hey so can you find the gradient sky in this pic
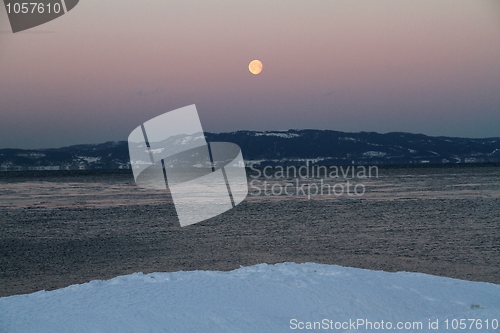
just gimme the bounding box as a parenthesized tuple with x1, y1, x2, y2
(0, 0, 499, 149)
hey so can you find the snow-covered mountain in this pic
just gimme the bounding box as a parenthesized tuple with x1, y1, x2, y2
(1, 130, 499, 170)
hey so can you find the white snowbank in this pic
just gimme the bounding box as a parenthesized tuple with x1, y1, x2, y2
(0, 263, 498, 332)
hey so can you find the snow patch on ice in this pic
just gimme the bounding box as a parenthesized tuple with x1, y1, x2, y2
(0, 263, 498, 333)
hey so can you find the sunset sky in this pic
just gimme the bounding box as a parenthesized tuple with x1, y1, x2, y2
(0, 0, 499, 149)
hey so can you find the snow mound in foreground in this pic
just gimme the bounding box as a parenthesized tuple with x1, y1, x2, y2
(0, 263, 499, 332)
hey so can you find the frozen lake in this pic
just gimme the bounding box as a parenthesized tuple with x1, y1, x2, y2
(0, 164, 499, 296)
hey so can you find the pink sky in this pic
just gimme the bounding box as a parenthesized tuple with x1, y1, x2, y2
(0, 0, 499, 148)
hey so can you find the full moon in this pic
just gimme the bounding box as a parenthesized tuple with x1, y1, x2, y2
(248, 60, 263, 75)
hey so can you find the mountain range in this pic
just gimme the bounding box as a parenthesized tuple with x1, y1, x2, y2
(1, 130, 499, 171)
